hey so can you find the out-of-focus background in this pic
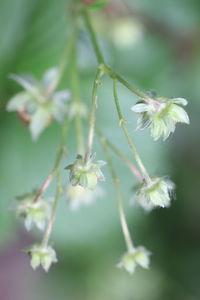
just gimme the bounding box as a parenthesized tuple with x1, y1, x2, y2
(0, 0, 200, 299)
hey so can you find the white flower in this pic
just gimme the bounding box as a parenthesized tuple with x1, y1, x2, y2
(65, 153, 106, 190)
(7, 68, 70, 140)
(131, 97, 190, 141)
(28, 244, 57, 272)
(134, 177, 175, 211)
(66, 184, 103, 211)
(117, 246, 151, 274)
(16, 192, 51, 231)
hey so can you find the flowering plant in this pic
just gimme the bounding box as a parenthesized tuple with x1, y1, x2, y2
(7, 0, 190, 275)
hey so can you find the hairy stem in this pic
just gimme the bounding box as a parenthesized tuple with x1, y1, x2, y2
(113, 79, 150, 182)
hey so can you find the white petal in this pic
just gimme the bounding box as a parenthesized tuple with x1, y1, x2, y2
(29, 108, 51, 141)
(131, 103, 149, 113)
(7, 92, 31, 112)
(171, 97, 188, 106)
(42, 67, 58, 88)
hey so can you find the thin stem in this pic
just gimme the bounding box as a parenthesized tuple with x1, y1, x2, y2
(34, 120, 68, 203)
(113, 79, 151, 182)
(84, 66, 103, 162)
(82, 8, 155, 104)
(71, 17, 84, 154)
(99, 135, 134, 252)
(96, 127, 143, 182)
(41, 174, 62, 247)
(82, 8, 104, 64)
(105, 65, 153, 103)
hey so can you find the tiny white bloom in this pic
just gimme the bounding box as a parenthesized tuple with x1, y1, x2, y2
(131, 97, 189, 141)
(117, 246, 151, 275)
(7, 68, 71, 140)
(28, 244, 57, 272)
(65, 154, 106, 190)
(134, 177, 175, 211)
(16, 192, 51, 231)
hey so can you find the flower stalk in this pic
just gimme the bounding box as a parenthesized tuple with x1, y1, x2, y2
(99, 133, 134, 252)
(113, 79, 150, 182)
(41, 174, 62, 247)
(82, 7, 155, 104)
(70, 17, 84, 154)
(84, 65, 104, 162)
(96, 127, 143, 182)
(34, 120, 68, 203)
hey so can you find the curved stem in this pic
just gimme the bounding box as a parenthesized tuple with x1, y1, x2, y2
(113, 79, 151, 182)
(99, 135, 134, 252)
(34, 120, 68, 203)
(41, 174, 62, 247)
(96, 127, 143, 182)
(104, 65, 153, 103)
(82, 7, 155, 104)
(71, 17, 84, 155)
(82, 8, 104, 65)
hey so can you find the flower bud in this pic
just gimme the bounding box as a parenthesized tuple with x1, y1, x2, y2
(134, 177, 175, 211)
(117, 246, 151, 274)
(28, 244, 57, 272)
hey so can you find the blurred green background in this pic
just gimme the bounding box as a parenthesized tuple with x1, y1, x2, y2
(0, 0, 200, 299)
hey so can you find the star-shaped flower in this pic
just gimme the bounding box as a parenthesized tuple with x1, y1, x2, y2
(65, 153, 106, 190)
(117, 246, 151, 274)
(28, 244, 57, 272)
(7, 68, 70, 140)
(134, 177, 175, 211)
(131, 97, 189, 141)
(16, 192, 51, 231)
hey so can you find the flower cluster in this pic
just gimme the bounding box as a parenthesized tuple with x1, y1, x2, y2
(28, 244, 57, 272)
(118, 246, 151, 274)
(7, 68, 70, 140)
(134, 177, 175, 211)
(16, 192, 51, 231)
(65, 154, 106, 190)
(131, 97, 189, 140)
